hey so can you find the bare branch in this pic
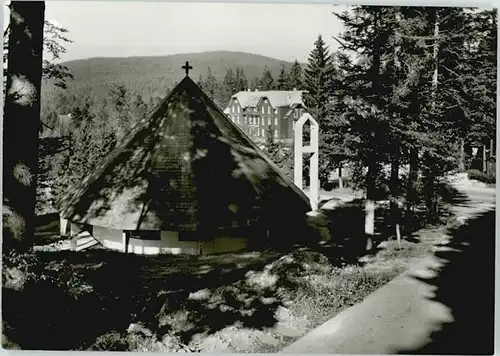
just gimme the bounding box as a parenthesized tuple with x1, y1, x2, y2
(332, 36, 357, 51)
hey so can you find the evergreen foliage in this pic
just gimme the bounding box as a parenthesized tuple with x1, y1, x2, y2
(259, 66, 275, 90)
(331, 6, 497, 232)
(303, 35, 338, 185)
(276, 63, 289, 90)
(287, 60, 304, 90)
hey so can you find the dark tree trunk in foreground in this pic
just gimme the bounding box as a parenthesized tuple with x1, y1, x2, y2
(3, 1, 45, 251)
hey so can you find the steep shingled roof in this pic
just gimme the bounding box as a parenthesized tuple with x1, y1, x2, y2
(59, 77, 311, 234)
(231, 90, 305, 109)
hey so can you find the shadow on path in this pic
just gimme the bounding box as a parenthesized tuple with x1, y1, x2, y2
(398, 209, 495, 355)
(2, 250, 284, 350)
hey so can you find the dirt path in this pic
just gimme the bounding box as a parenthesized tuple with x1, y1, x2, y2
(281, 175, 495, 354)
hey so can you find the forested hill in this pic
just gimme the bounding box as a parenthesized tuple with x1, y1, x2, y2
(63, 51, 297, 85)
(41, 51, 302, 109)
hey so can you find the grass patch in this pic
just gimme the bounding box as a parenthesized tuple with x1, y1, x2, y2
(466, 169, 496, 185)
(2, 247, 399, 352)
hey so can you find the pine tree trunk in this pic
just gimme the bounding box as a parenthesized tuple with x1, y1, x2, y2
(364, 151, 379, 252)
(338, 165, 343, 189)
(364, 198, 375, 251)
(365, 158, 377, 251)
(364, 10, 382, 252)
(458, 138, 465, 171)
(423, 154, 437, 221)
(405, 148, 418, 231)
(431, 9, 439, 110)
(391, 8, 402, 242)
(2, 1, 45, 251)
(483, 144, 487, 172)
(424, 8, 439, 221)
(390, 150, 401, 238)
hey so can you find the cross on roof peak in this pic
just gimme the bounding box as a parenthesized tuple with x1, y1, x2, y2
(182, 61, 193, 77)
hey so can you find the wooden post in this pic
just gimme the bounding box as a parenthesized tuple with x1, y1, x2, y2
(483, 144, 487, 172)
(338, 165, 344, 189)
(458, 139, 465, 172)
(364, 200, 375, 245)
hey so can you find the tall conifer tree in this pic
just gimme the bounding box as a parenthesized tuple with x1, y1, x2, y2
(288, 60, 303, 90)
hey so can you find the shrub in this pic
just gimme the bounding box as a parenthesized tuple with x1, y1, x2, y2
(89, 332, 128, 351)
(467, 169, 496, 185)
(322, 178, 352, 191)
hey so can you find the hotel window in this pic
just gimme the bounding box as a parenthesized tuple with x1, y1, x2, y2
(237, 106, 240, 113)
(262, 106, 265, 114)
(274, 130, 278, 138)
(268, 107, 271, 114)
(257, 117, 260, 125)
(268, 118, 271, 126)
(274, 117, 278, 126)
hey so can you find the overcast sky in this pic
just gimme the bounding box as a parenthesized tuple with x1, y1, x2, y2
(3, 1, 348, 63)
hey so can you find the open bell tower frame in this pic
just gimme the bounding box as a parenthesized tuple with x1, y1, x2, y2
(294, 113, 319, 212)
